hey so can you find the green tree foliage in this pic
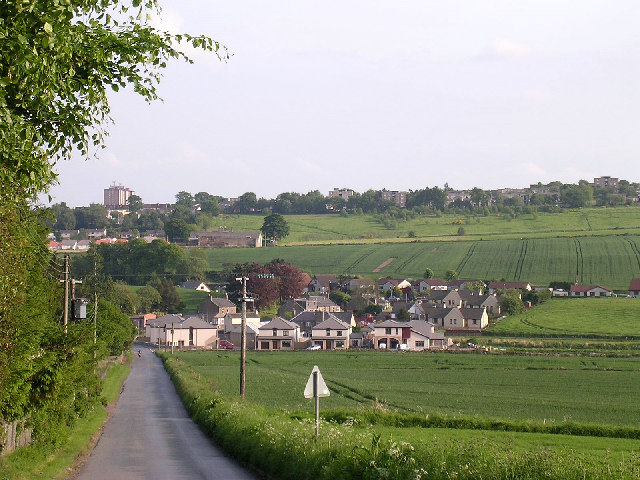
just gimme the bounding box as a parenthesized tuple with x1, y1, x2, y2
(329, 291, 351, 307)
(164, 218, 191, 243)
(364, 304, 383, 316)
(261, 213, 290, 242)
(148, 277, 181, 313)
(445, 270, 459, 281)
(0, 0, 223, 197)
(1, 0, 218, 446)
(423, 268, 434, 279)
(136, 285, 162, 313)
(499, 289, 525, 315)
(175, 191, 194, 208)
(95, 299, 137, 356)
(127, 194, 143, 213)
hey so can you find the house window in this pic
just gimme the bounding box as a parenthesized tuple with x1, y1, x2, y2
(416, 341, 424, 347)
(326, 329, 331, 336)
(282, 341, 291, 348)
(336, 341, 344, 348)
(385, 328, 391, 334)
(273, 329, 278, 336)
(283, 330, 290, 337)
(473, 319, 477, 325)
(337, 331, 342, 337)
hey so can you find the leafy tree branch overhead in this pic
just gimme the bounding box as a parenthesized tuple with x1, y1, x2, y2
(0, 0, 227, 197)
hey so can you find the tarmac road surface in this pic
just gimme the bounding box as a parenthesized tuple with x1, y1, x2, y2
(74, 347, 257, 480)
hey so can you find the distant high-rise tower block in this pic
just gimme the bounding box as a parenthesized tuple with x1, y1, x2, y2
(104, 183, 134, 209)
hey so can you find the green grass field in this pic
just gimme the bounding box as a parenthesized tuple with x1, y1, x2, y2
(199, 235, 640, 290)
(172, 350, 640, 428)
(487, 298, 640, 337)
(208, 207, 640, 244)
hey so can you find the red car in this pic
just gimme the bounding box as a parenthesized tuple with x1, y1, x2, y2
(219, 340, 234, 350)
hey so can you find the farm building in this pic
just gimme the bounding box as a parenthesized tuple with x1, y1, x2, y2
(629, 279, 640, 298)
(190, 229, 262, 248)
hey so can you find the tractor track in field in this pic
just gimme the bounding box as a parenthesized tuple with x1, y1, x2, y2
(395, 245, 427, 273)
(456, 242, 476, 275)
(574, 238, 584, 284)
(513, 239, 528, 281)
(624, 238, 640, 270)
(345, 247, 377, 273)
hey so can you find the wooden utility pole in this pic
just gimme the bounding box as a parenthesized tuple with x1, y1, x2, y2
(63, 254, 70, 334)
(236, 276, 253, 398)
(93, 255, 98, 348)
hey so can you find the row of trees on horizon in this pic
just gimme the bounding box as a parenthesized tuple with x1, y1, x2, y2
(46, 179, 640, 241)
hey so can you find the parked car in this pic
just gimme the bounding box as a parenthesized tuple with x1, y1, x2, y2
(378, 342, 387, 350)
(219, 340, 234, 350)
(306, 344, 321, 350)
(396, 343, 410, 351)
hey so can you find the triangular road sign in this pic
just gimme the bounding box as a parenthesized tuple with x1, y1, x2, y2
(304, 365, 330, 398)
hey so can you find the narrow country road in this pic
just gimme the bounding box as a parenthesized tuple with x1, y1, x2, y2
(74, 347, 257, 480)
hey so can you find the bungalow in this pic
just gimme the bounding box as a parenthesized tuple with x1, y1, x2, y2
(60, 240, 78, 250)
(373, 319, 449, 351)
(629, 279, 640, 298)
(180, 281, 211, 293)
(460, 307, 489, 331)
(311, 316, 351, 350)
(569, 285, 613, 297)
(488, 282, 532, 294)
(257, 317, 301, 351)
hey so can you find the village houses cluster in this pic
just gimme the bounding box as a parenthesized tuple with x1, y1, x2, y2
(136, 275, 640, 353)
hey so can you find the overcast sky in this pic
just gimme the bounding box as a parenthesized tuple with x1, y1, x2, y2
(45, 0, 640, 207)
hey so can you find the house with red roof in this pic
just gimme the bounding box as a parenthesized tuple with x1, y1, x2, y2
(569, 285, 613, 297)
(628, 279, 640, 298)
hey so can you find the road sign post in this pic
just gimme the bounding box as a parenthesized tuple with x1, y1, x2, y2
(304, 365, 330, 438)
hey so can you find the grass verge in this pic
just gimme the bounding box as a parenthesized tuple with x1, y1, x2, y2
(0, 362, 130, 480)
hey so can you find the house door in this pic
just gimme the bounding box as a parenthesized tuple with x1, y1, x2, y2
(325, 340, 331, 350)
(272, 340, 278, 350)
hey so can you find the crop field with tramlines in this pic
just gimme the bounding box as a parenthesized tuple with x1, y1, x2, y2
(199, 235, 640, 290)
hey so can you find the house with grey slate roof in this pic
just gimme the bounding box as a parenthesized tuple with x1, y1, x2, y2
(311, 316, 351, 350)
(257, 317, 301, 350)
